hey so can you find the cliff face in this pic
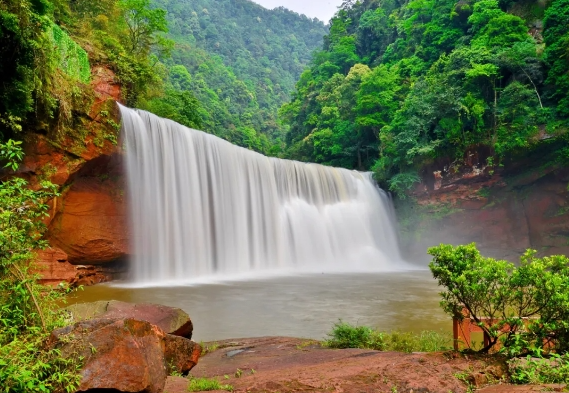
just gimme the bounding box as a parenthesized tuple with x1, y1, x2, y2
(19, 66, 129, 285)
(400, 145, 569, 264)
(47, 161, 127, 265)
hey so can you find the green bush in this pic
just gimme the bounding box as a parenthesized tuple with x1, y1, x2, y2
(325, 321, 451, 353)
(0, 141, 81, 392)
(50, 24, 90, 83)
(325, 321, 386, 350)
(509, 354, 569, 384)
(429, 243, 569, 356)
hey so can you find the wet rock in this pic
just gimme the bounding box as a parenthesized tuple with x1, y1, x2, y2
(73, 265, 116, 287)
(50, 318, 202, 392)
(193, 337, 475, 393)
(405, 162, 569, 263)
(34, 248, 121, 287)
(65, 300, 194, 338)
(542, 384, 567, 392)
(18, 65, 127, 274)
(485, 364, 505, 380)
(90, 65, 121, 119)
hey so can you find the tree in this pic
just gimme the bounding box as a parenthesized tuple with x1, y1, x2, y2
(498, 42, 544, 109)
(281, 0, 567, 193)
(356, 65, 401, 146)
(429, 243, 569, 355)
(143, 89, 203, 129)
(119, 0, 170, 57)
(543, 0, 569, 116)
(0, 0, 53, 137)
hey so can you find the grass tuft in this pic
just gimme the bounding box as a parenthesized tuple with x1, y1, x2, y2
(187, 377, 233, 392)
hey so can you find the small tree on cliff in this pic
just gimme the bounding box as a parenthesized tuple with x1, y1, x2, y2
(0, 140, 80, 392)
(119, 0, 173, 58)
(429, 243, 569, 356)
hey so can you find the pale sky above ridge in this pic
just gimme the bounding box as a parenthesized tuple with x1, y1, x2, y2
(250, 0, 344, 22)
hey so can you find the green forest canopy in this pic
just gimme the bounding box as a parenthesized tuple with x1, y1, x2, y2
(280, 0, 569, 194)
(0, 0, 327, 156)
(0, 0, 175, 141)
(148, 0, 328, 154)
(2, 0, 569, 196)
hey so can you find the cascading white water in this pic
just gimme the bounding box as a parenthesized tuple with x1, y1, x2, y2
(120, 105, 404, 285)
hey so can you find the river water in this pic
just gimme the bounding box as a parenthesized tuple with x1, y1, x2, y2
(67, 270, 449, 342)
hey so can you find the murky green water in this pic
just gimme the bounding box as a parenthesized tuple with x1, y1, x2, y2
(67, 270, 449, 342)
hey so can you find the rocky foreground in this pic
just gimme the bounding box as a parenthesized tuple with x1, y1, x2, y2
(51, 300, 201, 392)
(56, 301, 567, 393)
(171, 337, 564, 393)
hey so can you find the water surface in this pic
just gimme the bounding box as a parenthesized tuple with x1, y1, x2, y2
(68, 270, 448, 342)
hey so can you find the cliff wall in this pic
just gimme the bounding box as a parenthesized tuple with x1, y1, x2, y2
(400, 144, 569, 264)
(18, 66, 129, 286)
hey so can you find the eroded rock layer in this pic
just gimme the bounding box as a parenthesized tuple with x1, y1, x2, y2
(402, 145, 569, 262)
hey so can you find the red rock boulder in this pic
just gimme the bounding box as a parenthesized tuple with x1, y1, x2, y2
(52, 318, 167, 393)
(164, 334, 202, 374)
(50, 318, 202, 392)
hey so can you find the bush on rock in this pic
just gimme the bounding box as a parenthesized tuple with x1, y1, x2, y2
(429, 243, 569, 356)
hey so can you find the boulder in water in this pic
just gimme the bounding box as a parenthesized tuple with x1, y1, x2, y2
(65, 300, 194, 338)
(50, 318, 202, 392)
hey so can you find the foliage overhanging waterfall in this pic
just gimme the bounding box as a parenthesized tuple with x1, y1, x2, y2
(120, 105, 404, 284)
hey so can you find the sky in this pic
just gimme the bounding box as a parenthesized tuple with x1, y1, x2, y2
(250, 0, 344, 22)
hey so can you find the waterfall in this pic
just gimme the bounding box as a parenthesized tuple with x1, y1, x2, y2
(120, 105, 404, 285)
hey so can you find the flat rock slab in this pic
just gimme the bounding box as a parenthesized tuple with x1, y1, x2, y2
(164, 376, 191, 393)
(190, 337, 499, 393)
(65, 300, 193, 338)
(163, 336, 556, 393)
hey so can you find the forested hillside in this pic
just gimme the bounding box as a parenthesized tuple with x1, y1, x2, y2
(0, 0, 176, 143)
(149, 0, 328, 153)
(281, 0, 569, 194)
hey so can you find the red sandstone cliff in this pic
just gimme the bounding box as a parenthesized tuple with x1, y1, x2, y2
(402, 145, 569, 263)
(20, 66, 129, 286)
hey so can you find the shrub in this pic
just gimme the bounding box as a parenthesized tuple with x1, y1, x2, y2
(325, 321, 386, 350)
(509, 354, 569, 384)
(386, 172, 420, 199)
(325, 321, 451, 352)
(429, 243, 569, 356)
(0, 141, 81, 392)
